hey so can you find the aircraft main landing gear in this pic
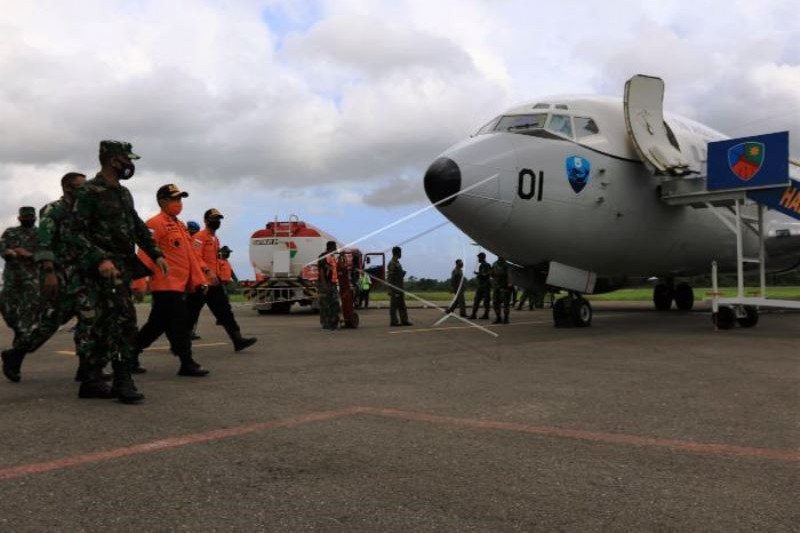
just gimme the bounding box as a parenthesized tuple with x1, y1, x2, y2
(653, 281, 695, 312)
(553, 294, 592, 328)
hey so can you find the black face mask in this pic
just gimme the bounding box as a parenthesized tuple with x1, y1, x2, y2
(116, 162, 136, 180)
(20, 219, 35, 228)
(207, 220, 221, 231)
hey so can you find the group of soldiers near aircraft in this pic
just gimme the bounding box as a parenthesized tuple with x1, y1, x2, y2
(0, 140, 256, 405)
(316, 244, 524, 329)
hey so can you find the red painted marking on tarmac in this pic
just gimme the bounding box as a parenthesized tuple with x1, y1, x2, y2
(354, 407, 800, 463)
(0, 407, 361, 481)
(1, 405, 797, 482)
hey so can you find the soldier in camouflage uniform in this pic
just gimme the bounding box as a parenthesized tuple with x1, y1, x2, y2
(387, 246, 412, 326)
(491, 256, 512, 324)
(470, 252, 491, 320)
(317, 241, 340, 330)
(0, 173, 99, 383)
(0, 207, 40, 382)
(69, 140, 168, 404)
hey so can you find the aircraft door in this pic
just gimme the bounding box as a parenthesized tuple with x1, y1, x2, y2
(624, 75, 691, 176)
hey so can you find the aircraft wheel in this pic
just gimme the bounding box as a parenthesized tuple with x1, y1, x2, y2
(552, 298, 572, 328)
(737, 306, 759, 328)
(571, 298, 592, 327)
(653, 284, 674, 311)
(674, 283, 694, 311)
(714, 306, 736, 330)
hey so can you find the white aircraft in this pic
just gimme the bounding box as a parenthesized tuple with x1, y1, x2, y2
(424, 75, 800, 327)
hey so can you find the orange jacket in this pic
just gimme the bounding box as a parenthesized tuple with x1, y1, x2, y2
(134, 211, 207, 293)
(219, 258, 233, 283)
(192, 228, 220, 282)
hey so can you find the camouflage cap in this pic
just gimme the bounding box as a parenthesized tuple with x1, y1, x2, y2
(219, 246, 232, 254)
(99, 140, 140, 160)
(156, 183, 189, 200)
(19, 206, 36, 217)
(204, 208, 224, 220)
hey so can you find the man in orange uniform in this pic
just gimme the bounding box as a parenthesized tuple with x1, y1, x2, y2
(187, 209, 257, 352)
(132, 185, 210, 376)
(218, 246, 238, 292)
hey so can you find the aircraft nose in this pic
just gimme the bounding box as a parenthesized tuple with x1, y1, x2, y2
(424, 157, 461, 207)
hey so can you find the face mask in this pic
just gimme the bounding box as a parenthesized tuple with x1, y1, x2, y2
(116, 162, 136, 180)
(20, 219, 35, 228)
(164, 203, 183, 217)
(207, 220, 221, 231)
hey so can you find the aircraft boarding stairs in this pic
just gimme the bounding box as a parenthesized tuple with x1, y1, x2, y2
(657, 165, 800, 329)
(623, 74, 799, 328)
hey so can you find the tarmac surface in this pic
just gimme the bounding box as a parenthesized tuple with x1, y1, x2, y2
(0, 300, 797, 531)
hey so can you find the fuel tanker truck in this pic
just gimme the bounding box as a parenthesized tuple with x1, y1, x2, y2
(246, 215, 385, 314)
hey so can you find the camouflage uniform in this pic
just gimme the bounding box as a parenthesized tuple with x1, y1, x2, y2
(491, 258, 511, 323)
(69, 172, 162, 370)
(447, 264, 467, 316)
(0, 221, 40, 344)
(317, 253, 340, 330)
(387, 256, 410, 326)
(471, 260, 491, 319)
(21, 198, 94, 361)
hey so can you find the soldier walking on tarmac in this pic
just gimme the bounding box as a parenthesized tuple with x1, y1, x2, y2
(470, 252, 491, 320)
(317, 241, 340, 330)
(1, 173, 100, 384)
(446, 258, 467, 317)
(0, 207, 40, 381)
(131, 184, 210, 377)
(491, 256, 512, 324)
(70, 140, 169, 403)
(388, 246, 412, 327)
(187, 209, 257, 351)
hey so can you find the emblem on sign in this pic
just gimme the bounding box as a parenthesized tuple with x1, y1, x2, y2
(565, 155, 591, 193)
(728, 142, 764, 181)
(286, 241, 297, 258)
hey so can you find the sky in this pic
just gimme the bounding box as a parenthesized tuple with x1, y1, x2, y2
(1, 0, 798, 279)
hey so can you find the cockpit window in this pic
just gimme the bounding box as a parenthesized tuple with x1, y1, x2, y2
(495, 113, 548, 133)
(547, 114, 573, 138)
(574, 117, 600, 139)
(474, 116, 501, 136)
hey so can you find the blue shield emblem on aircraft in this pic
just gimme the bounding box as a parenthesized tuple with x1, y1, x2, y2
(727, 141, 765, 182)
(565, 155, 591, 193)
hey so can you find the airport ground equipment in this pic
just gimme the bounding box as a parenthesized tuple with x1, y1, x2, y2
(246, 215, 385, 314)
(660, 132, 800, 329)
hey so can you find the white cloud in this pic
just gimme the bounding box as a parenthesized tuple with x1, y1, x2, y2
(0, 0, 797, 278)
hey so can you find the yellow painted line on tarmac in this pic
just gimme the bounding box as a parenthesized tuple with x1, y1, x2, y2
(54, 342, 228, 357)
(388, 319, 551, 334)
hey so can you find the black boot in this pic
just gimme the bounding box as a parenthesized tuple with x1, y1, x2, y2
(503, 311, 510, 324)
(111, 361, 145, 404)
(480, 311, 490, 320)
(492, 315, 502, 324)
(75, 363, 112, 382)
(177, 354, 210, 377)
(1, 349, 23, 383)
(231, 331, 257, 352)
(131, 353, 147, 374)
(78, 366, 114, 399)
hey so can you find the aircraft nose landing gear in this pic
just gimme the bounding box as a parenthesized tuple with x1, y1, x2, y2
(553, 293, 592, 328)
